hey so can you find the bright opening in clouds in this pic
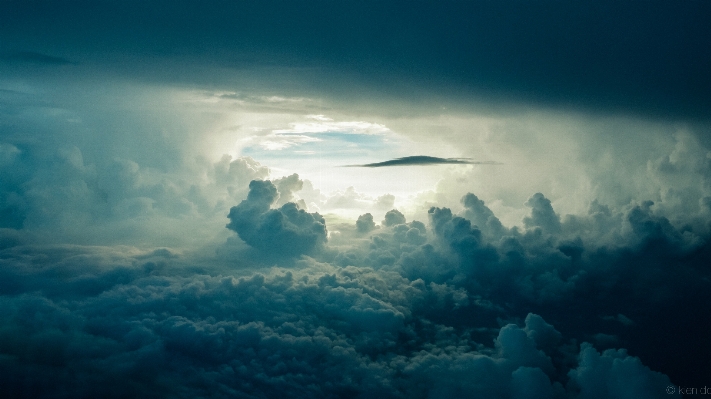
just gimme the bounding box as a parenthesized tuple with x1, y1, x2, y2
(2, 1, 711, 398)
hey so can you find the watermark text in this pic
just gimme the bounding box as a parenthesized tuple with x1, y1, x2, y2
(667, 385, 711, 395)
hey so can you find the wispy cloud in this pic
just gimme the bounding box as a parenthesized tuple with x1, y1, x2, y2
(274, 115, 389, 135)
(344, 156, 501, 167)
(0, 51, 72, 65)
(241, 134, 322, 151)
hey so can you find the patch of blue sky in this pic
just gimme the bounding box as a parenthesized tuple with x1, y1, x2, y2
(241, 131, 402, 163)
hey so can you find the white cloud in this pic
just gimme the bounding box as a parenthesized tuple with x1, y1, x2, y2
(273, 116, 390, 135)
(258, 134, 322, 150)
(237, 132, 323, 152)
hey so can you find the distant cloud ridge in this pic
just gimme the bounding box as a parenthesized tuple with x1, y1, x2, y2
(347, 156, 499, 167)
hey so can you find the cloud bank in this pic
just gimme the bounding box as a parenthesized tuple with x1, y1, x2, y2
(2, 169, 709, 397)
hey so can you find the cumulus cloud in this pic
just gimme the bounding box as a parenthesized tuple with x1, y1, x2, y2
(382, 209, 406, 227)
(461, 192, 507, 239)
(213, 155, 271, 198)
(568, 343, 674, 399)
(226, 179, 327, 257)
(524, 192, 562, 234)
(273, 173, 305, 207)
(356, 213, 376, 233)
(0, 137, 280, 246)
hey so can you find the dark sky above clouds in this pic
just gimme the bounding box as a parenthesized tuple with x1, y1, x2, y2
(2, 1, 711, 398)
(2, 0, 711, 119)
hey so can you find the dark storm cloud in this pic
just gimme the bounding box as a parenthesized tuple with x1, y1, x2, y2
(346, 156, 498, 168)
(2, 0, 709, 118)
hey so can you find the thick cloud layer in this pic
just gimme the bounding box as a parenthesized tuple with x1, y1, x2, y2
(1, 88, 709, 394)
(0, 241, 681, 399)
(3, 175, 708, 397)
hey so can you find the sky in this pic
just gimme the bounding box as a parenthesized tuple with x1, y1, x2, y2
(1, 0, 711, 397)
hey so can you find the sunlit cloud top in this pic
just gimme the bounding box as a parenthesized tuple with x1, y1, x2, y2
(273, 115, 390, 135)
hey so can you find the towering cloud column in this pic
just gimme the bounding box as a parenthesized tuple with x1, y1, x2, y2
(226, 179, 327, 257)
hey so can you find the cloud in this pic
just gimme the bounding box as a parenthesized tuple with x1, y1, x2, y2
(273, 117, 389, 135)
(0, 239, 683, 398)
(213, 155, 271, 199)
(322, 186, 379, 211)
(1, 163, 708, 397)
(272, 173, 305, 207)
(568, 343, 673, 399)
(523, 193, 562, 234)
(382, 209, 406, 227)
(356, 213, 376, 233)
(226, 179, 327, 257)
(345, 156, 500, 167)
(1, 10, 710, 394)
(0, 51, 71, 65)
(254, 134, 322, 151)
(1, 84, 708, 394)
(461, 192, 507, 239)
(6, 0, 708, 117)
